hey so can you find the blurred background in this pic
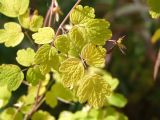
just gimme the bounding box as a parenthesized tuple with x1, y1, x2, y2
(0, 0, 160, 120)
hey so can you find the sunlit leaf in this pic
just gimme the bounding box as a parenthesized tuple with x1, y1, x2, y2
(18, 9, 43, 32)
(32, 110, 55, 120)
(81, 43, 106, 68)
(26, 66, 45, 86)
(34, 44, 59, 74)
(70, 5, 95, 24)
(45, 91, 58, 108)
(32, 27, 55, 44)
(0, 0, 29, 17)
(54, 34, 70, 54)
(59, 58, 85, 88)
(149, 10, 160, 19)
(77, 74, 111, 108)
(0, 85, 11, 108)
(16, 48, 35, 67)
(0, 107, 23, 120)
(0, 22, 24, 47)
(107, 93, 127, 108)
(147, 0, 160, 13)
(51, 82, 73, 101)
(0, 64, 24, 91)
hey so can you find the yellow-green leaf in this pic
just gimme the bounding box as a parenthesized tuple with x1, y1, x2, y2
(69, 27, 88, 53)
(0, 0, 29, 17)
(0, 22, 24, 47)
(34, 44, 59, 74)
(107, 93, 127, 108)
(26, 66, 45, 86)
(59, 58, 85, 88)
(84, 19, 112, 45)
(54, 34, 70, 54)
(16, 48, 36, 67)
(45, 91, 58, 108)
(32, 110, 55, 120)
(0, 64, 24, 91)
(0, 85, 11, 108)
(77, 74, 111, 108)
(32, 27, 55, 44)
(18, 9, 43, 32)
(0, 107, 23, 120)
(151, 28, 160, 43)
(81, 43, 106, 68)
(70, 5, 95, 24)
(149, 10, 160, 19)
(51, 82, 73, 101)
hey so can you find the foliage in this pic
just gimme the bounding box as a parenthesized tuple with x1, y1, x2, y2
(2, 0, 159, 119)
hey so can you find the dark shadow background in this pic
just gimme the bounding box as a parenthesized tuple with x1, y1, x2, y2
(0, 0, 160, 120)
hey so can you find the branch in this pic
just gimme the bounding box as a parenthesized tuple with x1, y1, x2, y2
(154, 49, 160, 80)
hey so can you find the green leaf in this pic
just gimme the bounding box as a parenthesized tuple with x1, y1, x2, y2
(149, 10, 160, 19)
(0, 22, 24, 47)
(59, 58, 85, 88)
(70, 5, 95, 24)
(0, 64, 24, 91)
(32, 27, 55, 44)
(54, 34, 70, 54)
(0, 107, 23, 120)
(69, 27, 87, 52)
(51, 82, 73, 101)
(0, 85, 11, 108)
(16, 48, 36, 67)
(107, 93, 127, 108)
(151, 28, 160, 43)
(77, 74, 111, 108)
(34, 44, 59, 74)
(45, 91, 58, 108)
(32, 110, 55, 120)
(81, 43, 106, 68)
(84, 19, 112, 45)
(18, 9, 43, 32)
(0, 0, 29, 17)
(147, 0, 160, 13)
(26, 66, 45, 86)
(58, 111, 73, 120)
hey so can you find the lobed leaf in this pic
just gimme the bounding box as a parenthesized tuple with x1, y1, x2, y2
(0, 64, 24, 91)
(70, 5, 95, 24)
(26, 66, 45, 86)
(0, 0, 29, 17)
(16, 48, 36, 67)
(81, 43, 106, 68)
(59, 58, 85, 88)
(77, 74, 111, 108)
(32, 27, 55, 44)
(34, 44, 59, 74)
(18, 9, 43, 32)
(54, 34, 70, 54)
(0, 22, 24, 47)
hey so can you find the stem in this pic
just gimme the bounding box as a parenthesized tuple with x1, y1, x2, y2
(54, 0, 81, 39)
(24, 82, 42, 120)
(48, 0, 55, 27)
(154, 49, 160, 80)
(24, 31, 36, 48)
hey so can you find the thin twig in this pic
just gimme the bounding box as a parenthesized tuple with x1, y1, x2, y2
(24, 31, 36, 48)
(53, 0, 81, 40)
(154, 49, 160, 80)
(24, 82, 42, 120)
(48, 0, 55, 27)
